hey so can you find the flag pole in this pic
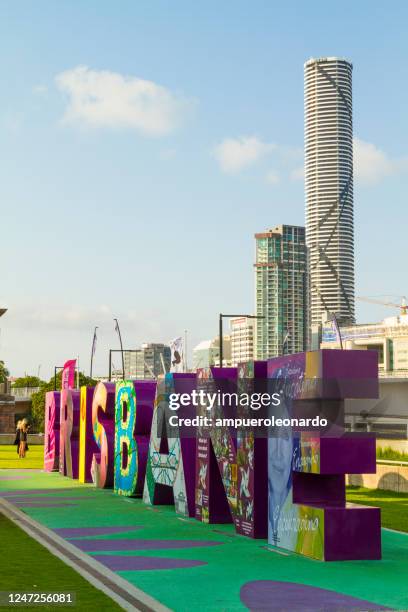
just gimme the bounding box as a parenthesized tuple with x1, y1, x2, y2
(90, 326, 98, 378)
(184, 329, 188, 372)
(114, 319, 125, 380)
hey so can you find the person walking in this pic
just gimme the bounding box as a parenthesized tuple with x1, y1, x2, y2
(19, 419, 30, 458)
(14, 420, 22, 455)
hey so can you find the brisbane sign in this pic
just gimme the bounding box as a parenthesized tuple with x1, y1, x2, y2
(44, 349, 381, 561)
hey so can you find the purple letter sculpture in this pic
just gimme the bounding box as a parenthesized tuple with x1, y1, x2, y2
(267, 349, 381, 561)
(143, 373, 197, 516)
(194, 365, 268, 538)
(44, 391, 60, 472)
(59, 388, 80, 478)
(195, 367, 239, 524)
(114, 380, 155, 496)
(91, 382, 116, 488)
(78, 386, 98, 483)
(236, 361, 268, 538)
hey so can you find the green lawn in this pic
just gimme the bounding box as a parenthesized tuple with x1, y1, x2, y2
(0, 445, 44, 469)
(376, 446, 408, 462)
(347, 486, 408, 532)
(0, 513, 121, 610)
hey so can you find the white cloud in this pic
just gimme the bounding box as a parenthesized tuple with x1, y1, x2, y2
(214, 136, 275, 173)
(287, 140, 408, 185)
(354, 137, 408, 184)
(55, 65, 194, 136)
(265, 170, 280, 185)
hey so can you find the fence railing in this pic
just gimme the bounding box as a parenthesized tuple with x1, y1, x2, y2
(11, 387, 41, 398)
(377, 459, 408, 467)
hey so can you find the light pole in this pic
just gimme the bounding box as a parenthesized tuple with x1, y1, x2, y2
(219, 313, 264, 366)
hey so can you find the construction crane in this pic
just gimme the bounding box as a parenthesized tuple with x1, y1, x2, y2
(357, 296, 408, 316)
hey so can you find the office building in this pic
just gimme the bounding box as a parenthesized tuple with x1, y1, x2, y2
(123, 343, 171, 379)
(255, 225, 307, 359)
(230, 317, 255, 365)
(305, 57, 355, 330)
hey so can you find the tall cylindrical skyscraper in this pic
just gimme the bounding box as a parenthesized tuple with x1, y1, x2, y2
(305, 57, 355, 330)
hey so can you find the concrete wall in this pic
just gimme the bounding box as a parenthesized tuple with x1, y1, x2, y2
(346, 378, 408, 420)
(0, 397, 32, 434)
(0, 398, 18, 433)
(0, 433, 44, 445)
(347, 464, 408, 494)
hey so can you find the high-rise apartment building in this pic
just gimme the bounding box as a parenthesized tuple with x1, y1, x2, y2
(230, 317, 255, 365)
(255, 225, 307, 359)
(305, 57, 355, 330)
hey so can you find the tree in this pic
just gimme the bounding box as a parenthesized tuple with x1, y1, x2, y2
(12, 375, 44, 389)
(31, 372, 98, 432)
(0, 361, 9, 383)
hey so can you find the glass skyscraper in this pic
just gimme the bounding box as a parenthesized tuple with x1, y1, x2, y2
(255, 225, 307, 359)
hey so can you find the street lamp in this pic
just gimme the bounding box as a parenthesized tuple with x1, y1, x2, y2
(219, 313, 264, 366)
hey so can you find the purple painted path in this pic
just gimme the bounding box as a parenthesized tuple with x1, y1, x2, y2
(71, 538, 224, 551)
(93, 555, 207, 571)
(240, 581, 392, 611)
(0, 488, 78, 497)
(10, 496, 88, 502)
(13, 502, 77, 508)
(54, 526, 142, 537)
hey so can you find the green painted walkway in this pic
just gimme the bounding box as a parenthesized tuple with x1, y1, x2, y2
(1, 470, 407, 611)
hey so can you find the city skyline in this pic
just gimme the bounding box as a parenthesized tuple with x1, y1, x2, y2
(1, 1, 408, 377)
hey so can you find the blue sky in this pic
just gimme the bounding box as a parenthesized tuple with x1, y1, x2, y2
(1, 0, 408, 378)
